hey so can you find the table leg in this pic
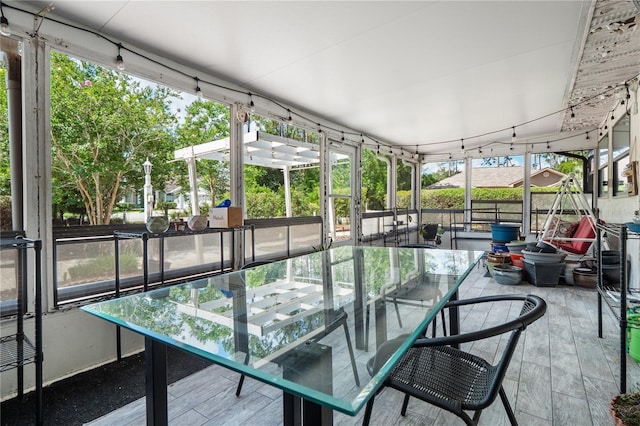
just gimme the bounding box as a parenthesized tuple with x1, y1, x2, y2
(283, 393, 332, 426)
(280, 341, 333, 425)
(145, 338, 168, 426)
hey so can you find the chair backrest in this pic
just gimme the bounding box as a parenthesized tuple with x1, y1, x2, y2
(439, 294, 546, 407)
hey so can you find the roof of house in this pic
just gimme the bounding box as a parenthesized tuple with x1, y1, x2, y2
(427, 167, 565, 189)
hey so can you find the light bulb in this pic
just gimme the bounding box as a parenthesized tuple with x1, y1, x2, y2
(116, 54, 125, 71)
(0, 16, 10, 36)
(194, 78, 203, 97)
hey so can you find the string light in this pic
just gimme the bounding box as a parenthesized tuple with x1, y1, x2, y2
(287, 109, 292, 122)
(4, 2, 635, 155)
(0, 1, 10, 36)
(194, 77, 203, 97)
(115, 43, 125, 71)
(622, 83, 629, 105)
(570, 107, 575, 118)
(249, 93, 255, 112)
(586, 131, 590, 140)
(341, 132, 345, 142)
(377, 145, 380, 155)
(511, 126, 516, 142)
(546, 141, 550, 150)
(509, 143, 513, 151)
(611, 111, 615, 120)
(599, 128, 603, 137)
(460, 139, 464, 151)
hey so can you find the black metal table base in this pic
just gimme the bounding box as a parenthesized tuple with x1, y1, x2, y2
(145, 338, 168, 426)
(283, 392, 333, 426)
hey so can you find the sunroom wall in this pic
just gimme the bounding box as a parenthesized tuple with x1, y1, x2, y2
(596, 90, 640, 288)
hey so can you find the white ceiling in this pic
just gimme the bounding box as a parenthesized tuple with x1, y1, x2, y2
(11, 1, 640, 156)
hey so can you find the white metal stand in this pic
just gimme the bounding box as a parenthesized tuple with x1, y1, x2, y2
(538, 173, 598, 252)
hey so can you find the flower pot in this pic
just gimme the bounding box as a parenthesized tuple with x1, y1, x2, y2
(492, 264, 522, 285)
(610, 393, 640, 426)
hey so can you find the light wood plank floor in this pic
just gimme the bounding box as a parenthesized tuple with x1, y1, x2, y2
(88, 265, 640, 426)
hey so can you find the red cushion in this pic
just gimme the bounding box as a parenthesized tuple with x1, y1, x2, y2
(570, 216, 595, 254)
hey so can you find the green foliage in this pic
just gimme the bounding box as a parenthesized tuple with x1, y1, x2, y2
(397, 190, 411, 209)
(421, 188, 465, 209)
(173, 99, 231, 206)
(246, 192, 285, 218)
(50, 52, 179, 225)
(362, 150, 388, 210)
(471, 187, 523, 200)
(0, 196, 11, 230)
(420, 187, 527, 209)
(156, 200, 176, 210)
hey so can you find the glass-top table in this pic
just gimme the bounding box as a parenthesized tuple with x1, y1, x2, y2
(82, 246, 483, 425)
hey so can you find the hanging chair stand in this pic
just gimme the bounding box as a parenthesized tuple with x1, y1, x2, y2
(538, 173, 598, 255)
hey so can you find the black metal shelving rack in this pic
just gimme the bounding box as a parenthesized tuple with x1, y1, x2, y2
(0, 234, 43, 425)
(596, 222, 639, 393)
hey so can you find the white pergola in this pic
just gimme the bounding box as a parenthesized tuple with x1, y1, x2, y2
(174, 130, 347, 217)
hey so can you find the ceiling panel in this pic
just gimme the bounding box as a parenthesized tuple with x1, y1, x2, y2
(12, 0, 638, 156)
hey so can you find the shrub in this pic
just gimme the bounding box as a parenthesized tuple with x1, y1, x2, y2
(0, 196, 11, 230)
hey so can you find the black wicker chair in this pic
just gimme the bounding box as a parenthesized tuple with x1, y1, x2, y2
(362, 294, 547, 426)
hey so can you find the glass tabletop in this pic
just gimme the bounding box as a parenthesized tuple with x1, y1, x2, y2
(81, 246, 482, 416)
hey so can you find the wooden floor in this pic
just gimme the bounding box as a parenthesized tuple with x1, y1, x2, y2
(88, 265, 639, 426)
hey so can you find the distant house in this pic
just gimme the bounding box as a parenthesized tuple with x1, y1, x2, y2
(427, 167, 566, 189)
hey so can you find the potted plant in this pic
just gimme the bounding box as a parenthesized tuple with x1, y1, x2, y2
(611, 391, 640, 425)
(419, 223, 443, 245)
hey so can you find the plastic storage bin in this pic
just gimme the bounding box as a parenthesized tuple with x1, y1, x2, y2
(523, 259, 564, 287)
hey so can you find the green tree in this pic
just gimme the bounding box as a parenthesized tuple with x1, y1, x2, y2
(174, 99, 231, 208)
(50, 52, 179, 224)
(362, 149, 388, 210)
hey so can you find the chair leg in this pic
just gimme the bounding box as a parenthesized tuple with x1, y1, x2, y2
(400, 393, 410, 416)
(362, 395, 375, 426)
(472, 409, 483, 424)
(365, 304, 370, 349)
(235, 374, 245, 397)
(235, 352, 251, 397)
(394, 299, 403, 327)
(342, 320, 361, 386)
(499, 386, 518, 425)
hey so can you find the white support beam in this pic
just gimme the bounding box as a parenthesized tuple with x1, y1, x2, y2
(283, 166, 292, 218)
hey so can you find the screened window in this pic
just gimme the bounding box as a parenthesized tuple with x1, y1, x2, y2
(612, 115, 630, 197)
(598, 135, 609, 198)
